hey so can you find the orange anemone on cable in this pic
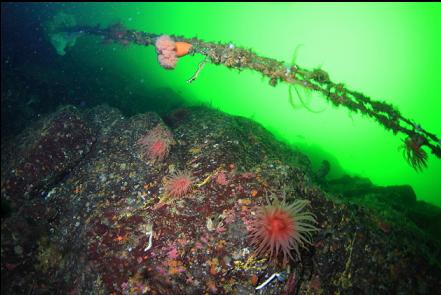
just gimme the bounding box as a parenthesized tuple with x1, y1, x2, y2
(175, 41, 192, 57)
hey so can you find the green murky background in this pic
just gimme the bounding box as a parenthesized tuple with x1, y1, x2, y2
(17, 3, 441, 205)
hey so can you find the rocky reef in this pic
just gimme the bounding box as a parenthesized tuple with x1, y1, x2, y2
(1, 104, 440, 294)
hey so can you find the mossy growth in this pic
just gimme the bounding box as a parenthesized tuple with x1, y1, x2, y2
(36, 236, 65, 273)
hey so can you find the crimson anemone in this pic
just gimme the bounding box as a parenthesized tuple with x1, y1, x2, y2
(249, 195, 317, 266)
(163, 170, 194, 198)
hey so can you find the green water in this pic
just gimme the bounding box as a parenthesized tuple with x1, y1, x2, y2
(42, 3, 441, 206)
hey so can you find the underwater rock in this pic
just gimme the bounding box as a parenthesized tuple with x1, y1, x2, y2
(315, 159, 330, 183)
(1, 105, 95, 207)
(325, 176, 441, 243)
(1, 105, 440, 294)
(325, 174, 374, 196)
(407, 200, 441, 241)
(326, 175, 418, 206)
(172, 106, 313, 174)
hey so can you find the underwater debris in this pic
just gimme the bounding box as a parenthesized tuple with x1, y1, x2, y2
(287, 45, 327, 113)
(44, 12, 82, 56)
(47, 21, 441, 168)
(144, 223, 154, 251)
(255, 272, 288, 290)
(187, 58, 208, 83)
(288, 82, 327, 113)
(107, 22, 130, 46)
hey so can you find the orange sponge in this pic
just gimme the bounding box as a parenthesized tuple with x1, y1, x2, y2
(175, 41, 192, 57)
